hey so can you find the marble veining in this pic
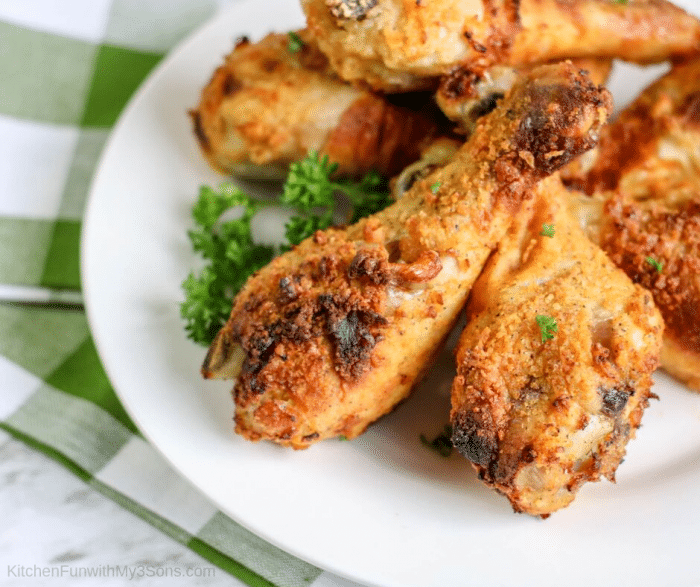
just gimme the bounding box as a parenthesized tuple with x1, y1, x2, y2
(0, 432, 244, 587)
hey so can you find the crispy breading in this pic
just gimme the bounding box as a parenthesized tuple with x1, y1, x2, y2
(599, 195, 700, 391)
(562, 59, 700, 196)
(451, 176, 663, 516)
(435, 58, 613, 135)
(203, 62, 612, 448)
(302, 0, 700, 92)
(190, 30, 439, 178)
(564, 59, 700, 390)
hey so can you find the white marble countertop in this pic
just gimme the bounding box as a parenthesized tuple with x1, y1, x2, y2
(0, 430, 360, 587)
(0, 430, 242, 587)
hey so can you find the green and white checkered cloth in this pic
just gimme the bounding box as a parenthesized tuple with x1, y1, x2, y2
(0, 3, 356, 586)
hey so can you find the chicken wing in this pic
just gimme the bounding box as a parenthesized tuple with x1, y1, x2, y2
(302, 0, 700, 92)
(451, 175, 663, 517)
(564, 59, 700, 390)
(203, 62, 611, 448)
(191, 30, 440, 179)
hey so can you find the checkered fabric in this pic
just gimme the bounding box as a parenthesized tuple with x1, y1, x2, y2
(0, 3, 357, 586)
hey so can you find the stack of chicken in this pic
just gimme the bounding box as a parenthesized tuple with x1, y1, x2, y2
(191, 0, 700, 517)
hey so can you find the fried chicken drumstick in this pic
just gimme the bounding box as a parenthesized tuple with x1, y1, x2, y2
(302, 0, 700, 92)
(190, 30, 440, 179)
(451, 176, 663, 516)
(564, 59, 700, 390)
(202, 62, 611, 448)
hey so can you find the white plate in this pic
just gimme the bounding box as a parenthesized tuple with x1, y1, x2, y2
(82, 1, 700, 586)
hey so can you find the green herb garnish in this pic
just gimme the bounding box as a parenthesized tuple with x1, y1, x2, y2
(535, 315, 558, 342)
(540, 223, 555, 238)
(181, 151, 390, 345)
(645, 256, 663, 273)
(430, 181, 441, 194)
(181, 185, 274, 345)
(281, 151, 390, 238)
(287, 31, 304, 53)
(420, 425, 453, 457)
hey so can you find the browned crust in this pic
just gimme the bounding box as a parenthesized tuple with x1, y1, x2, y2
(230, 233, 389, 393)
(600, 196, 700, 356)
(487, 66, 612, 210)
(511, 77, 610, 175)
(563, 59, 700, 194)
(435, 58, 612, 135)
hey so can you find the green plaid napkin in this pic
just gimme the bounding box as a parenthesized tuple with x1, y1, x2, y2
(0, 2, 355, 586)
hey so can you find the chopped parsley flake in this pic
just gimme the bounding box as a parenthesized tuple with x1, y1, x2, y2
(430, 181, 441, 194)
(536, 314, 558, 342)
(645, 256, 663, 273)
(540, 223, 555, 238)
(287, 31, 304, 53)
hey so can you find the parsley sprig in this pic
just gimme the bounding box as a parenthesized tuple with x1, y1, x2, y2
(281, 152, 390, 244)
(181, 185, 274, 344)
(181, 152, 390, 345)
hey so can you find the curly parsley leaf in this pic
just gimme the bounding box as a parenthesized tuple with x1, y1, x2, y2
(181, 184, 275, 345)
(281, 151, 339, 210)
(182, 152, 391, 345)
(345, 170, 392, 222)
(281, 152, 390, 243)
(284, 213, 333, 247)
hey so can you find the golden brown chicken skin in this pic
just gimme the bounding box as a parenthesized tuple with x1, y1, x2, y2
(190, 30, 440, 179)
(436, 58, 613, 135)
(564, 59, 700, 390)
(451, 176, 663, 517)
(562, 59, 700, 196)
(203, 62, 612, 448)
(597, 194, 700, 391)
(302, 0, 700, 92)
